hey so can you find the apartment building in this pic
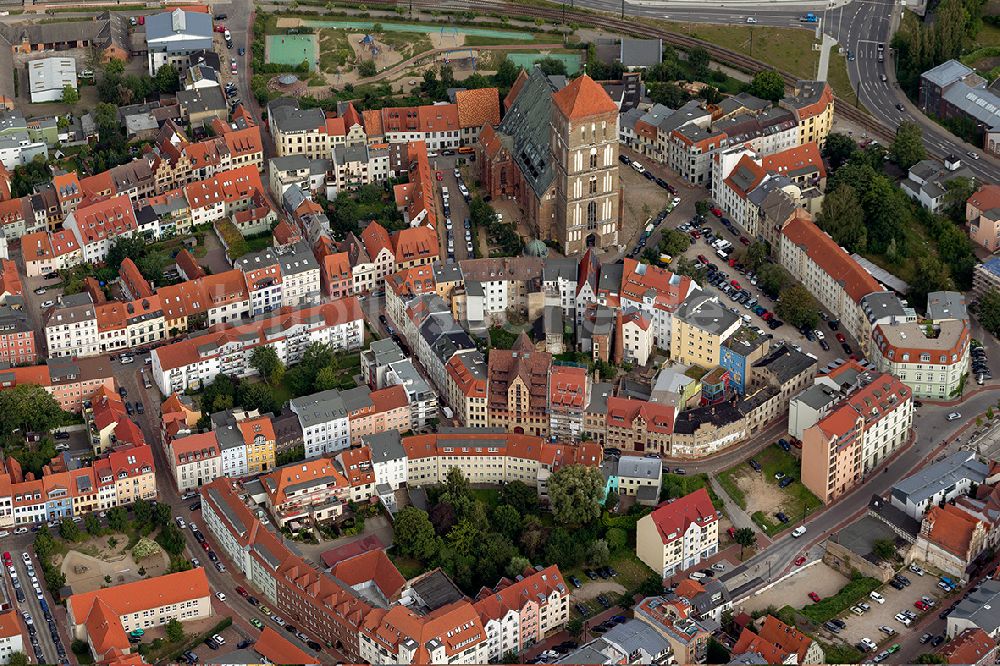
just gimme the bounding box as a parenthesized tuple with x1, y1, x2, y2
(779, 81, 835, 147)
(548, 365, 590, 441)
(0, 611, 23, 666)
(604, 397, 676, 455)
(669, 294, 741, 367)
(150, 298, 364, 394)
(21, 228, 82, 277)
(169, 431, 221, 492)
(967, 184, 1000, 252)
(801, 371, 913, 504)
(445, 350, 489, 430)
(486, 334, 552, 438)
(290, 389, 350, 458)
(779, 213, 881, 345)
(636, 488, 719, 577)
(184, 164, 267, 228)
(260, 457, 350, 528)
(44, 292, 99, 359)
(66, 568, 212, 660)
(618, 258, 698, 349)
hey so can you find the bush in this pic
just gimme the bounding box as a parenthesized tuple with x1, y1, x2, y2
(801, 573, 880, 623)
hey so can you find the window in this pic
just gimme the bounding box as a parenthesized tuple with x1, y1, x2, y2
(587, 201, 597, 229)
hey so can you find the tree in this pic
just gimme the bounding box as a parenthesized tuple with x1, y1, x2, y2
(914, 655, 947, 664)
(394, 507, 438, 560)
(60, 517, 82, 542)
(249, 345, 284, 385)
(707, 638, 731, 664)
(492, 504, 522, 538)
(649, 82, 689, 108)
(586, 539, 610, 566)
(908, 255, 953, 306)
(133, 499, 152, 526)
(536, 56, 567, 76)
(154, 64, 180, 94)
(236, 382, 278, 414)
(107, 507, 127, 533)
(817, 184, 867, 253)
(688, 47, 710, 75)
(61, 85, 79, 105)
(734, 527, 756, 559)
(873, 538, 896, 562)
(358, 59, 377, 77)
(547, 465, 604, 525)
(978, 288, 1000, 337)
(499, 480, 537, 514)
(429, 501, 457, 536)
(606, 527, 628, 552)
(106, 235, 147, 272)
(494, 57, 520, 87)
(85, 513, 101, 535)
(506, 555, 531, 578)
(313, 366, 339, 391)
(700, 85, 723, 104)
(746, 241, 769, 270)
(0, 384, 66, 436)
(695, 200, 711, 217)
(166, 618, 184, 643)
(155, 524, 186, 556)
(890, 121, 927, 170)
(943, 176, 977, 223)
(132, 537, 162, 561)
(776, 284, 819, 329)
(748, 70, 785, 102)
(822, 132, 857, 170)
(659, 229, 691, 257)
(6, 653, 27, 666)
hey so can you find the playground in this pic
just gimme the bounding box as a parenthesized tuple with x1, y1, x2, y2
(57, 534, 170, 594)
(265, 33, 319, 71)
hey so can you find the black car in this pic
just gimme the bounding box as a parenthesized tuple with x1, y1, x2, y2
(831, 618, 847, 629)
(237, 640, 252, 650)
(778, 438, 791, 451)
(119, 386, 127, 398)
(820, 339, 830, 351)
(896, 103, 905, 111)
(889, 579, 905, 590)
(775, 512, 789, 523)
(779, 476, 794, 488)
(247, 596, 259, 606)
(54, 431, 70, 440)
(895, 574, 911, 586)
(823, 621, 841, 634)
(208, 550, 218, 562)
(569, 576, 582, 588)
(214, 12, 227, 19)
(585, 569, 598, 580)
(828, 319, 840, 330)
(136, 402, 144, 415)
(596, 594, 611, 608)
(205, 638, 219, 650)
(284, 625, 297, 633)
(306, 640, 322, 652)
(842, 342, 853, 354)
(748, 459, 762, 472)
(931, 635, 945, 646)
(575, 603, 589, 615)
(190, 502, 201, 512)
(597, 568, 610, 579)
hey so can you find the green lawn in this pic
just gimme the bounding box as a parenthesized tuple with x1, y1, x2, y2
(976, 22, 1000, 48)
(464, 34, 544, 46)
(660, 473, 723, 508)
(565, 551, 656, 618)
(319, 29, 353, 71)
(716, 468, 747, 510)
(826, 53, 855, 104)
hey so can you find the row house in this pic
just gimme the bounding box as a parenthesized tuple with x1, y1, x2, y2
(210, 409, 276, 478)
(44, 292, 99, 358)
(0, 442, 155, 529)
(313, 238, 353, 301)
(151, 119, 264, 192)
(169, 431, 221, 492)
(472, 566, 569, 662)
(393, 141, 436, 228)
(94, 296, 166, 354)
(636, 488, 719, 577)
(268, 154, 332, 200)
(618, 258, 698, 348)
(361, 337, 438, 429)
(149, 297, 364, 394)
(0, 196, 44, 241)
(445, 349, 489, 429)
(63, 194, 138, 264)
(452, 257, 544, 333)
(486, 334, 552, 438)
(548, 365, 590, 441)
(20, 228, 86, 280)
(184, 164, 267, 228)
(604, 396, 676, 455)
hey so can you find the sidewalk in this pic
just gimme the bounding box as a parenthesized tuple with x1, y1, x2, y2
(710, 476, 763, 539)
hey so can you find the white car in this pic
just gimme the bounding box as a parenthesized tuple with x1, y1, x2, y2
(947, 412, 962, 421)
(689, 571, 706, 580)
(212, 634, 226, 645)
(746, 16, 758, 22)
(968, 151, 980, 160)
(814, 330, 825, 340)
(894, 613, 912, 626)
(13, 527, 27, 535)
(791, 526, 807, 538)
(216, 592, 227, 602)
(40, 300, 54, 308)
(861, 638, 878, 651)
(869, 591, 885, 604)
(0, 531, 8, 538)
(21, 553, 30, 565)
(120, 356, 134, 365)
(909, 564, 925, 576)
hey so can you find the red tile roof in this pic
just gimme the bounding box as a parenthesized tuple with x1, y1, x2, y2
(647, 488, 717, 545)
(551, 74, 618, 120)
(473, 565, 567, 622)
(455, 88, 501, 129)
(71, 195, 138, 246)
(942, 628, 997, 665)
(331, 549, 406, 600)
(361, 221, 392, 260)
(732, 627, 790, 664)
(924, 504, 985, 558)
(761, 142, 826, 180)
(392, 225, 439, 263)
(758, 614, 815, 662)
(969, 184, 1000, 214)
(0, 609, 22, 640)
(549, 365, 588, 409)
(254, 627, 319, 666)
(781, 214, 881, 303)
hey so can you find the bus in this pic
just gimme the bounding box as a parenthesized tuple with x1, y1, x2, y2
(457, 146, 475, 154)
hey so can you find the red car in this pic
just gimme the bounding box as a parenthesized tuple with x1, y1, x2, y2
(727, 527, 736, 539)
(762, 312, 773, 321)
(697, 254, 708, 264)
(1, 552, 10, 566)
(710, 207, 723, 217)
(739, 236, 751, 246)
(728, 257, 737, 267)
(731, 280, 741, 290)
(835, 333, 846, 344)
(689, 230, 701, 239)
(794, 556, 807, 566)
(435, 172, 443, 181)
(201, 541, 211, 551)
(808, 592, 821, 602)
(214, 24, 227, 33)
(915, 600, 929, 611)
(236, 586, 249, 597)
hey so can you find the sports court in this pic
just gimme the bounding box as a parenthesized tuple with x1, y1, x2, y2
(507, 53, 582, 74)
(265, 34, 319, 71)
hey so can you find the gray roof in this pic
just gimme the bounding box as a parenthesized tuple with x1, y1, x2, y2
(432, 260, 463, 284)
(922, 59, 975, 89)
(269, 99, 326, 134)
(926, 291, 967, 322)
(279, 241, 319, 276)
(542, 256, 578, 283)
(290, 389, 347, 428)
(333, 142, 369, 164)
(747, 174, 793, 207)
(728, 653, 770, 664)
(601, 619, 670, 659)
(891, 451, 987, 505)
(616, 455, 662, 480)
(861, 291, 909, 324)
(723, 326, 769, 357)
(620, 107, 644, 132)
(675, 294, 741, 336)
(619, 38, 662, 67)
(674, 401, 742, 434)
(408, 569, 465, 611)
(340, 385, 373, 413)
(177, 86, 226, 114)
(941, 78, 1000, 129)
(496, 67, 558, 199)
(752, 343, 816, 384)
(367, 338, 406, 366)
(793, 383, 844, 411)
(948, 578, 1000, 634)
(145, 9, 213, 53)
(208, 486, 248, 537)
(587, 382, 614, 415)
(270, 154, 313, 172)
(363, 431, 405, 462)
(557, 641, 621, 665)
(210, 411, 248, 452)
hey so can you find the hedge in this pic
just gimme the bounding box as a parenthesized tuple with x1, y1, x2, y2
(801, 573, 880, 624)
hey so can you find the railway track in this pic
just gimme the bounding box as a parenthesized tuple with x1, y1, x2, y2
(326, 0, 893, 141)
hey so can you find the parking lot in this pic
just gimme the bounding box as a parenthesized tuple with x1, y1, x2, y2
(3, 549, 67, 664)
(671, 211, 860, 369)
(833, 569, 946, 650)
(740, 561, 848, 615)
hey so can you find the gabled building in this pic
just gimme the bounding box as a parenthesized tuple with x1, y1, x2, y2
(636, 488, 718, 577)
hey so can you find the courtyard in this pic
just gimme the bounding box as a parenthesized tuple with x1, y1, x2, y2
(58, 532, 170, 594)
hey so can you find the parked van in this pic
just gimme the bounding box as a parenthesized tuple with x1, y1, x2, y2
(631, 161, 646, 174)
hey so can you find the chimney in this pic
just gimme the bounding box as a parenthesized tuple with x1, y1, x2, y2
(613, 310, 624, 365)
